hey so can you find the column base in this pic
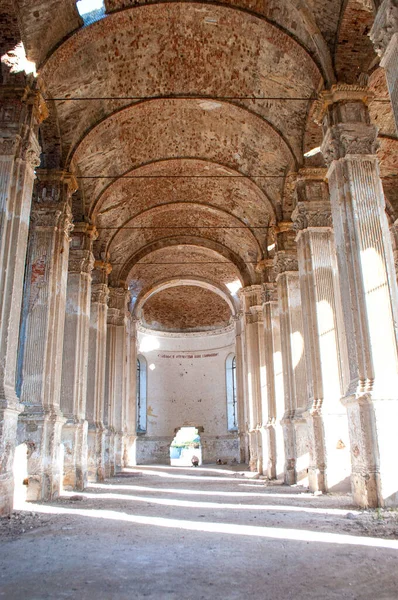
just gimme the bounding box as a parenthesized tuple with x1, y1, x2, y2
(87, 423, 106, 483)
(282, 416, 297, 485)
(263, 423, 277, 480)
(104, 428, 116, 477)
(114, 431, 124, 473)
(123, 434, 137, 467)
(17, 408, 66, 501)
(62, 419, 88, 491)
(0, 400, 22, 516)
(346, 394, 398, 508)
(248, 430, 260, 471)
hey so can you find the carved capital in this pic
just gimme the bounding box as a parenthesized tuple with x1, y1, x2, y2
(273, 251, 298, 275)
(68, 249, 95, 275)
(321, 123, 379, 165)
(35, 169, 78, 203)
(91, 283, 109, 305)
(262, 282, 278, 303)
(108, 286, 130, 313)
(370, 0, 398, 58)
(92, 260, 113, 285)
(238, 285, 263, 309)
(70, 222, 98, 253)
(292, 201, 332, 231)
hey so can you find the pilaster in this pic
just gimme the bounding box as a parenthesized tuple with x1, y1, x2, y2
(60, 222, 96, 490)
(86, 261, 111, 482)
(292, 168, 351, 493)
(239, 285, 263, 472)
(370, 0, 398, 133)
(17, 170, 76, 500)
(320, 84, 398, 507)
(274, 224, 309, 485)
(0, 85, 43, 514)
(105, 286, 130, 475)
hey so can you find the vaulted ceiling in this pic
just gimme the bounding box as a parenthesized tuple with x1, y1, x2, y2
(1, 0, 396, 331)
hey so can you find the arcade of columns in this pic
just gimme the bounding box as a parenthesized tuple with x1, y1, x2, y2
(1, 0, 398, 515)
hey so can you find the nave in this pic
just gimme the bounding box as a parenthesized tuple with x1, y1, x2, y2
(2, 465, 398, 599)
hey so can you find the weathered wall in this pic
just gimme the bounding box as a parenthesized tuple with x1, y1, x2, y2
(135, 326, 239, 464)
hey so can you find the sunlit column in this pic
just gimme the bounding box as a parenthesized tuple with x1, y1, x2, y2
(262, 282, 279, 479)
(321, 84, 398, 507)
(371, 0, 398, 134)
(86, 261, 111, 482)
(105, 286, 130, 474)
(275, 226, 309, 485)
(0, 87, 42, 515)
(293, 168, 351, 493)
(18, 170, 75, 500)
(60, 223, 96, 490)
(124, 315, 138, 467)
(233, 314, 247, 463)
(238, 286, 263, 472)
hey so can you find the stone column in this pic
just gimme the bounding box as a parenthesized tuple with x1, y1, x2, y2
(60, 223, 96, 490)
(0, 87, 42, 515)
(105, 286, 129, 475)
(123, 315, 138, 467)
(275, 225, 310, 485)
(239, 286, 263, 472)
(261, 282, 277, 479)
(17, 170, 75, 501)
(370, 0, 398, 134)
(292, 168, 351, 493)
(86, 261, 111, 482)
(234, 314, 247, 463)
(320, 84, 398, 507)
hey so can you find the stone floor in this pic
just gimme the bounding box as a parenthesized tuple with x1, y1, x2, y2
(1, 465, 398, 599)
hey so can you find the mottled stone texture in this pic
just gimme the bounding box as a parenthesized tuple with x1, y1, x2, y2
(371, 0, 398, 133)
(275, 227, 310, 486)
(86, 262, 110, 482)
(0, 84, 40, 515)
(321, 85, 398, 507)
(293, 169, 351, 493)
(17, 170, 75, 501)
(60, 223, 96, 491)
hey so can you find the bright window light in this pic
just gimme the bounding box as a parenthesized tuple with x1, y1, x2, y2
(77, 0, 104, 15)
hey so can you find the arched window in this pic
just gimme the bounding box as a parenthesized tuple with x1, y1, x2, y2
(226, 354, 238, 431)
(136, 355, 147, 434)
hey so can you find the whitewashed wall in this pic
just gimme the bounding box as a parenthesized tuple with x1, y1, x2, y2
(135, 326, 240, 464)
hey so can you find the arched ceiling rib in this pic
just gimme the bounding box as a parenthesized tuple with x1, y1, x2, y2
(128, 245, 243, 306)
(39, 3, 323, 166)
(139, 283, 233, 332)
(70, 98, 296, 215)
(118, 236, 254, 287)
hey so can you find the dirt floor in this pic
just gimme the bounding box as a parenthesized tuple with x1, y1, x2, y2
(1, 465, 398, 599)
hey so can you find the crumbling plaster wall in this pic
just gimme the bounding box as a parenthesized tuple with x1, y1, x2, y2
(135, 327, 239, 464)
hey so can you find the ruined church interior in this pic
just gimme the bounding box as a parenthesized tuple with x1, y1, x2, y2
(1, 0, 398, 597)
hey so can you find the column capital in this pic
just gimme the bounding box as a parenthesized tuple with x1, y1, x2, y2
(35, 169, 78, 198)
(262, 282, 278, 303)
(30, 201, 73, 237)
(317, 86, 378, 166)
(91, 283, 109, 305)
(92, 260, 112, 285)
(108, 286, 131, 314)
(370, 0, 398, 59)
(273, 251, 299, 275)
(68, 249, 95, 275)
(292, 201, 332, 232)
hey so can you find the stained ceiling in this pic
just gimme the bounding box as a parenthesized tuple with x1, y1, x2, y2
(1, 0, 396, 331)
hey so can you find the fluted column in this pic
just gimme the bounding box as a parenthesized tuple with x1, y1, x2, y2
(124, 315, 138, 466)
(105, 286, 129, 475)
(86, 261, 111, 482)
(239, 286, 263, 471)
(60, 223, 96, 490)
(292, 168, 351, 493)
(234, 314, 247, 463)
(0, 86, 43, 514)
(371, 0, 398, 134)
(275, 226, 309, 485)
(17, 170, 75, 500)
(320, 84, 398, 507)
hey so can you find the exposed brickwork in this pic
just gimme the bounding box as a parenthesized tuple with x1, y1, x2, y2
(142, 285, 231, 331)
